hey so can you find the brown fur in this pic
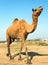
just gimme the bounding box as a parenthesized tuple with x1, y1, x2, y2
(6, 6, 43, 64)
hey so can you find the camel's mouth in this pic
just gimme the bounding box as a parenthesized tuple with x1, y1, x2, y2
(41, 8, 43, 10)
(39, 6, 43, 10)
(38, 7, 43, 16)
(40, 7, 43, 12)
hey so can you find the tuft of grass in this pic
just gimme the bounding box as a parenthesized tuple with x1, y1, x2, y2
(38, 42, 48, 46)
(0, 41, 6, 43)
(27, 40, 48, 46)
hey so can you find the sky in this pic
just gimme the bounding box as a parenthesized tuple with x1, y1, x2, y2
(0, 0, 48, 41)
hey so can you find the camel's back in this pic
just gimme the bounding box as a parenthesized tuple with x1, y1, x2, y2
(6, 19, 28, 38)
(7, 19, 28, 32)
(12, 19, 27, 30)
(12, 18, 19, 24)
(19, 20, 28, 29)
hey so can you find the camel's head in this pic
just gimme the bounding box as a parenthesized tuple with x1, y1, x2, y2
(32, 6, 43, 16)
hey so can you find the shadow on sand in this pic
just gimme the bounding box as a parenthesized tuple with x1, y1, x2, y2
(12, 52, 48, 63)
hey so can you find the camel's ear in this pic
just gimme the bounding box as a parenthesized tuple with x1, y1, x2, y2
(32, 8, 34, 11)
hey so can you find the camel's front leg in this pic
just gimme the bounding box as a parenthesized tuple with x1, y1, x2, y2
(6, 43, 10, 56)
(25, 46, 31, 64)
(18, 43, 23, 60)
(7, 44, 13, 59)
(6, 38, 13, 59)
(24, 40, 31, 64)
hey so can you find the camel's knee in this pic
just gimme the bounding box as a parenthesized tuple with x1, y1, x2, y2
(6, 53, 10, 56)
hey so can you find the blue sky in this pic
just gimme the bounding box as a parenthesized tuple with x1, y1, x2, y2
(0, 0, 48, 41)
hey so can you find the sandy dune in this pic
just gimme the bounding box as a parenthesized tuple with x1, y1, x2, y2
(0, 42, 48, 65)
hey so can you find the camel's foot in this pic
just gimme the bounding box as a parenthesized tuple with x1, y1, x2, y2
(26, 59, 32, 64)
(18, 55, 22, 61)
(10, 56, 14, 60)
(6, 53, 9, 56)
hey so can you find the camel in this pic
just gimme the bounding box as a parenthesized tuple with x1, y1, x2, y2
(6, 6, 43, 64)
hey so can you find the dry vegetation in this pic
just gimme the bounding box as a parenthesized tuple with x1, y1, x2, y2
(0, 40, 48, 65)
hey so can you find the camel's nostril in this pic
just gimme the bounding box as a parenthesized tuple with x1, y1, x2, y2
(41, 8, 43, 10)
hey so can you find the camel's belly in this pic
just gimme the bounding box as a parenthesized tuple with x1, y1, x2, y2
(7, 26, 26, 39)
(9, 31, 23, 39)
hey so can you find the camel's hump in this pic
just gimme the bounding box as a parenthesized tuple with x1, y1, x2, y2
(12, 18, 19, 23)
(13, 18, 18, 21)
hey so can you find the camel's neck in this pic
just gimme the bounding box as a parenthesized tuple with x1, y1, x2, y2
(27, 15, 38, 33)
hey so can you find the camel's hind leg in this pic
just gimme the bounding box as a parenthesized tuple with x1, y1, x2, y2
(22, 39, 30, 64)
(18, 43, 23, 60)
(6, 35, 13, 59)
(18, 38, 30, 63)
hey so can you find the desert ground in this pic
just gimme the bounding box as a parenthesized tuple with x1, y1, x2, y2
(0, 40, 48, 65)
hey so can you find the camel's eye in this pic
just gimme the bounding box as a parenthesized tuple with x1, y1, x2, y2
(35, 9, 37, 11)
